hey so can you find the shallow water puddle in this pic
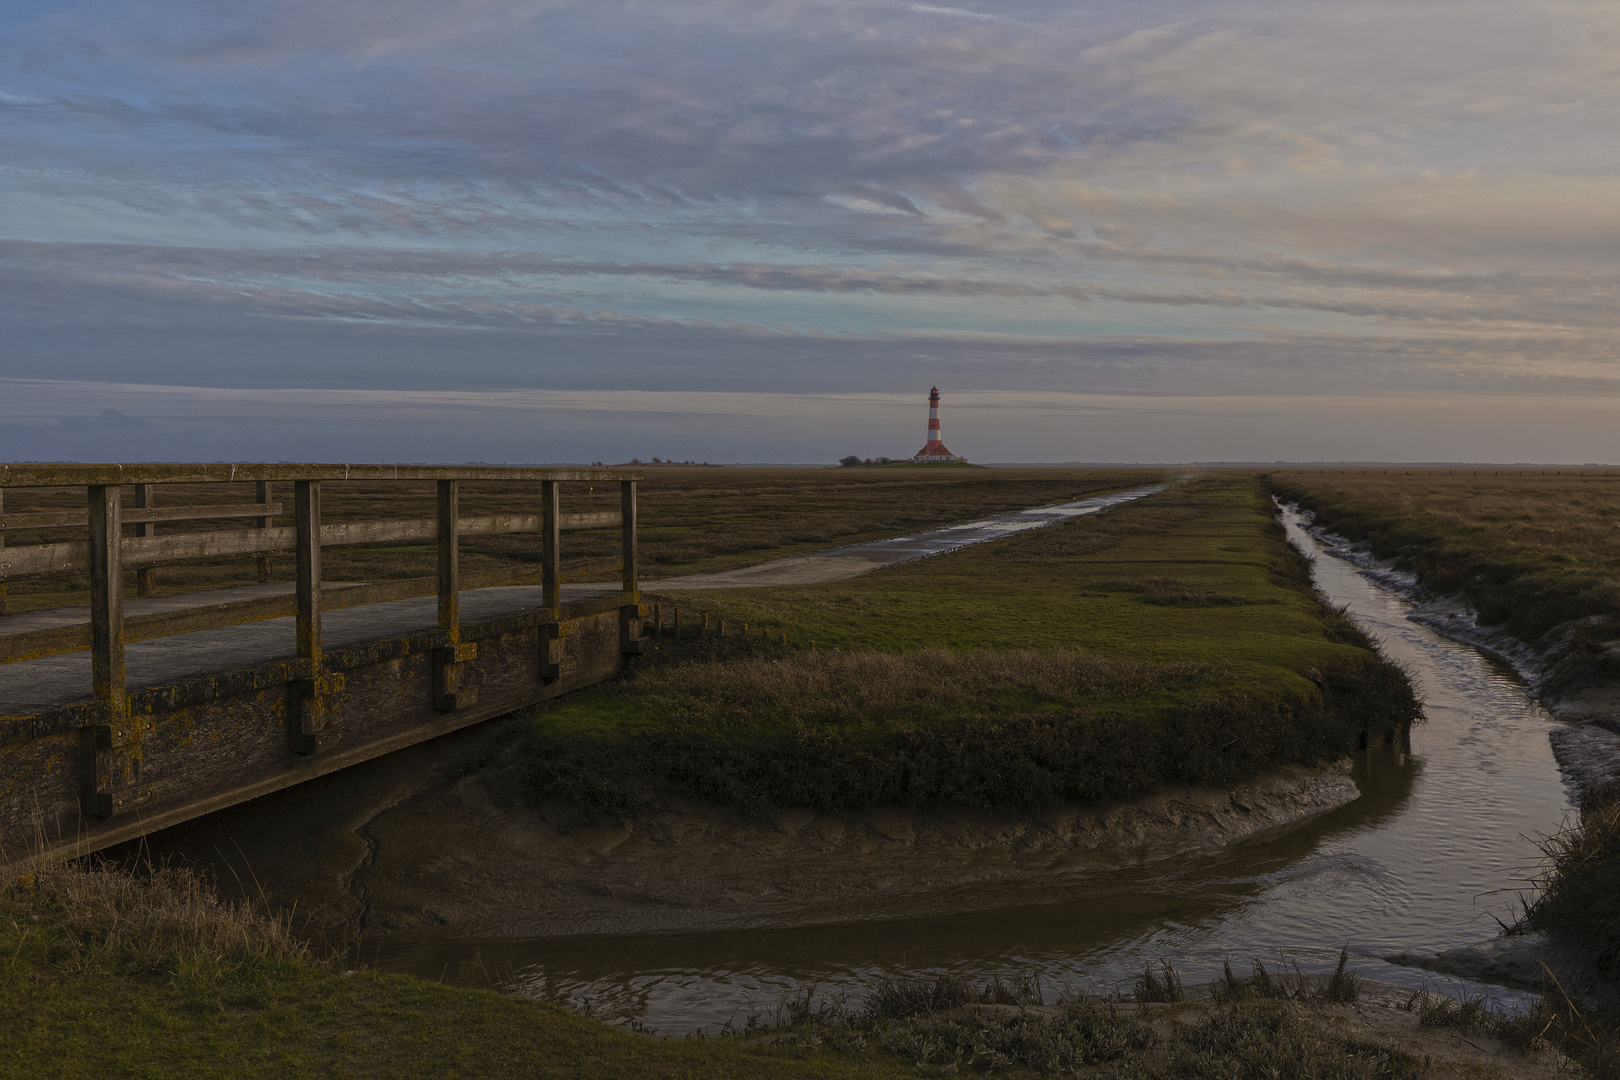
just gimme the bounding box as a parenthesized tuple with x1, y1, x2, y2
(374, 504, 1573, 1029)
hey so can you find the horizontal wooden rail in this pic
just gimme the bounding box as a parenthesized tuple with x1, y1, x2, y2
(0, 503, 281, 532)
(0, 464, 642, 487)
(0, 560, 626, 665)
(0, 511, 623, 582)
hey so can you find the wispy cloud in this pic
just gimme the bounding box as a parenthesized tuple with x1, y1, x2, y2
(3, 0, 1619, 459)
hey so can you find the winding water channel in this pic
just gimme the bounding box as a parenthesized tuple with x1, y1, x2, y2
(371, 505, 1576, 1030)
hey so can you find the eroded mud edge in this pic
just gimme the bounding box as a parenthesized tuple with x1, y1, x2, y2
(344, 756, 1360, 940)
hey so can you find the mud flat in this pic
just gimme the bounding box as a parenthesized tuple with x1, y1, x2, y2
(141, 716, 1359, 941)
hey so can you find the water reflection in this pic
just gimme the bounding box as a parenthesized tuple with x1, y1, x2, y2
(371, 505, 1570, 1028)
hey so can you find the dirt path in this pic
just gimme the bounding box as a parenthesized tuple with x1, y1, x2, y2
(639, 483, 1165, 590)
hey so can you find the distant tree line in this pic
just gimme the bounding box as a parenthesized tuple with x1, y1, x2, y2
(839, 455, 902, 467)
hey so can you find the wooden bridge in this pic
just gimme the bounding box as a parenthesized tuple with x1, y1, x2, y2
(0, 464, 646, 864)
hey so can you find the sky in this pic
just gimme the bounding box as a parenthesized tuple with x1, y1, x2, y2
(2, 0, 1617, 463)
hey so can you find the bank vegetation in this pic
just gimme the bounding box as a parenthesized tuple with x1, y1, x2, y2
(503, 477, 1420, 815)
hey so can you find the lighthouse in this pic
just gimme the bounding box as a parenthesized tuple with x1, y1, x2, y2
(911, 386, 964, 463)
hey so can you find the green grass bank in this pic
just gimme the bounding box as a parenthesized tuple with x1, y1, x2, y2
(0, 866, 920, 1080)
(507, 476, 1420, 815)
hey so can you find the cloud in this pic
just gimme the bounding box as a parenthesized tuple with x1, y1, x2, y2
(2, 0, 1620, 461)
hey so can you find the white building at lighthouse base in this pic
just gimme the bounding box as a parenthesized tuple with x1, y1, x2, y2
(911, 444, 965, 463)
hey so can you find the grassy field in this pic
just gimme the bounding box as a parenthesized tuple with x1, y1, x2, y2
(1265, 468, 1620, 647)
(0, 865, 919, 1080)
(507, 476, 1419, 814)
(0, 466, 1162, 613)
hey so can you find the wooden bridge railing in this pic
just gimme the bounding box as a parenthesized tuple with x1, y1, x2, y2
(0, 464, 641, 786)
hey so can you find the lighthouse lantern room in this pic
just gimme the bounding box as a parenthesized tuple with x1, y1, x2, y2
(911, 386, 965, 463)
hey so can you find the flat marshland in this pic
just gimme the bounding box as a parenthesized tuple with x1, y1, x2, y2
(1266, 467, 1620, 646)
(0, 466, 1160, 613)
(509, 475, 1420, 814)
(6, 468, 1467, 1077)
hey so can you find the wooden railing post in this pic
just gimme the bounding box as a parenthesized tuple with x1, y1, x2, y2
(295, 481, 321, 669)
(87, 485, 125, 715)
(256, 480, 273, 583)
(82, 484, 128, 818)
(618, 479, 642, 658)
(538, 480, 561, 684)
(541, 480, 559, 613)
(620, 480, 638, 595)
(433, 479, 476, 711)
(134, 484, 155, 597)
(0, 487, 6, 616)
(290, 479, 325, 753)
(437, 479, 460, 639)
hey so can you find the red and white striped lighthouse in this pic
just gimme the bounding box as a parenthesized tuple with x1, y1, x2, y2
(912, 386, 963, 462)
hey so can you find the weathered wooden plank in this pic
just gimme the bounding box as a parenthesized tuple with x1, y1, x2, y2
(292, 480, 323, 755)
(0, 503, 282, 531)
(621, 480, 638, 595)
(542, 480, 560, 614)
(0, 464, 642, 488)
(84, 485, 125, 819)
(295, 482, 321, 671)
(0, 511, 623, 581)
(437, 480, 459, 639)
(0, 568, 577, 664)
(86, 486, 124, 718)
(134, 484, 156, 599)
(255, 481, 274, 583)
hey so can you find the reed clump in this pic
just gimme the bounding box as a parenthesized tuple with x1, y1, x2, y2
(1526, 779, 1620, 982)
(1210, 952, 1359, 1004)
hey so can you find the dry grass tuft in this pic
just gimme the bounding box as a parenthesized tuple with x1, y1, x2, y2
(5, 862, 306, 979)
(1133, 962, 1185, 1003)
(746, 967, 1427, 1079)
(1526, 779, 1620, 981)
